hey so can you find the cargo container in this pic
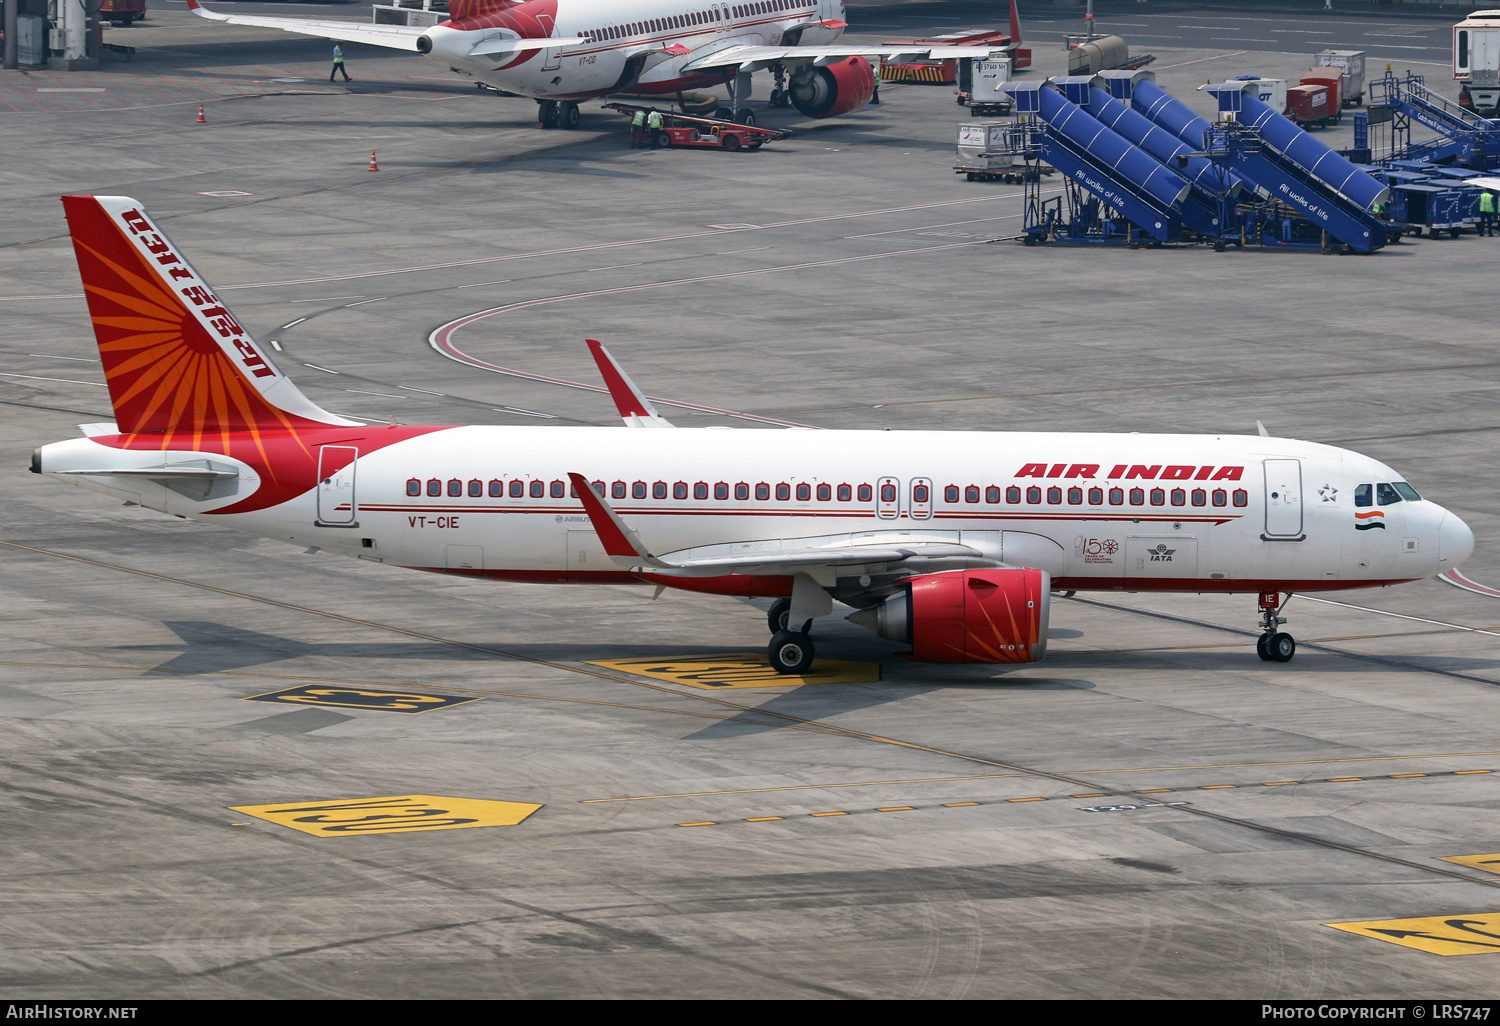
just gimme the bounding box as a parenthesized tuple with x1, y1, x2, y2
(1285, 83, 1335, 128)
(1300, 67, 1346, 115)
(1315, 49, 1365, 106)
(1228, 76, 1286, 115)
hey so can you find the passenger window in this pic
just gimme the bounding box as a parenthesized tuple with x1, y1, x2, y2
(715, 482, 729, 500)
(530, 481, 545, 498)
(428, 479, 441, 497)
(612, 481, 627, 499)
(1067, 487, 1082, 505)
(858, 484, 872, 502)
(815, 484, 829, 501)
(1149, 488, 1165, 506)
(736, 483, 750, 500)
(987, 486, 1001, 503)
(406, 478, 420, 497)
(1354, 483, 1372, 507)
(489, 479, 503, 497)
(1191, 489, 1205, 507)
(551, 480, 565, 498)
(1006, 486, 1020, 503)
(1376, 483, 1402, 506)
(756, 483, 771, 500)
(510, 480, 524, 498)
(653, 482, 667, 499)
(633, 482, 648, 499)
(1212, 489, 1227, 507)
(837, 484, 851, 502)
(776, 483, 790, 501)
(1170, 489, 1185, 506)
(1026, 486, 1041, 504)
(674, 482, 689, 500)
(881, 483, 897, 503)
(1129, 488, 1144, 505)
(797, 483, 811, 501)
(448, 479, 462, 497)
(695, 482, 709, 500)
(1087, 487, 1103, 505)
(1233, 489, 1248, 507)
(966, 486, 981, 503)
(468, 479, 482, 498)
(1046, 487, 1061, 504)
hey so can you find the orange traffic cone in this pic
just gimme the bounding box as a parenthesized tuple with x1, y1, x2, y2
(196, 104, 205, 123)
(368, 150, 379, 171)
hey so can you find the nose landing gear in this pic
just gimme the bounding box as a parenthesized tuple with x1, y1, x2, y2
(1256, 591, 1296, 662)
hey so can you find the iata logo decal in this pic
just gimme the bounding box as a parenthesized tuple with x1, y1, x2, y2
(1074, 536, 1119, 564)
(1145, 543, 1176, 562)
(1355, 511, 1386, 531)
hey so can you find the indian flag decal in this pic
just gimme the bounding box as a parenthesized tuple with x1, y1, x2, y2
(1355, 511, 1386, 531)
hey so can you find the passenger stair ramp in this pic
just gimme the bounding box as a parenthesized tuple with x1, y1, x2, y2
(1368, 71, 1500, 165)
(1133, 78, 1388, 252)
(1005, 79, 1193, 243)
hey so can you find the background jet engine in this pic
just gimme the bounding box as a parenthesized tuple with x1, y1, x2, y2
(789, 56, 877, 118)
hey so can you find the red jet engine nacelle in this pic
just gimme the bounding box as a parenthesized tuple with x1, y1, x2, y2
(789, 56, 877, 119)
(859, 568, 1051, 664)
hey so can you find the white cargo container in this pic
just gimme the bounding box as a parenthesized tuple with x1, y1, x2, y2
(969, 57, 1012, 106)
(1226, 77, 1287, 115)
(1316, 49, 1365, 105)
(955, 121, 1024, 179)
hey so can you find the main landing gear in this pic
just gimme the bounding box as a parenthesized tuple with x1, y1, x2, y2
(537, 100, 580, 130)
(1255, 591, 1296, 662)
(764, 582, 826, 674)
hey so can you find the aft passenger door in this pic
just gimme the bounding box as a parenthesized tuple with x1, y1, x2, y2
(1263, 459, 1304, 539)
(316, 445, 358, 526)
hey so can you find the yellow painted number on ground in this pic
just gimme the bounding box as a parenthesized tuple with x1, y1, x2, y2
(1326, 912, 1500, 955)
(231, 794, 542, 837)
(587, 652, 879, 689)
(1439, 853, 1500, 875)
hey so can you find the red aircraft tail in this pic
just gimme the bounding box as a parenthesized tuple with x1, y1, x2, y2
(60, 195, 356, 447)
(1010, 0, 1022, 45)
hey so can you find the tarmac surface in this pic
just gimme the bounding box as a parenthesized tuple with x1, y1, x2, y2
(4, 1, 1500, 1001)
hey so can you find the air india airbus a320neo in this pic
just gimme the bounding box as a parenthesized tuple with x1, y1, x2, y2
(33, 196, 1475, 673)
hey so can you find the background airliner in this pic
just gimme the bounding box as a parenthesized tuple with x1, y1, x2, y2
(33, 196, 1474, 673)
(187, 0, 1012, 128)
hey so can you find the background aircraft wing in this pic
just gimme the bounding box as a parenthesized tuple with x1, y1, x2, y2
(681, 42, 1002, 73)
(187, 0, 428, 49)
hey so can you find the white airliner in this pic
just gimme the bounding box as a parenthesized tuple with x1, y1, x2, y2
(35, 195, 1474, 673)
(186, 0, 1012, 128)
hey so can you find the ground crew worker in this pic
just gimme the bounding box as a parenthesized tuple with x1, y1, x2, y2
(646, 108, 664, 147)
(630, 108, 646, 147)
(871, 65, 881, 105)
(330, 44, 350, 82)
(1371, 197, 1384, 220)
(1481, 189, 1496, 236)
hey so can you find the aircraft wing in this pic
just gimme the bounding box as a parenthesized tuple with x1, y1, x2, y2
(680, 42, 1003, 73)
(186, 0, 587, 54)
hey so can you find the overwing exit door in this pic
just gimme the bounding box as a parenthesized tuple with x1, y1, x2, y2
(316, 445, 358, 526)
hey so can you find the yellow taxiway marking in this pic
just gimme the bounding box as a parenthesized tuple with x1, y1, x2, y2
(678, 821, 717, 827)
(810, 811, 848, 817)
(581, 772, 1026, 803)
(943, 802, 980, 808)
(232, 794, 542, 837)
(1391, 773, 1428, 778)
(1330, 777, 1364, 782)
(877, 806, 915, 812)
(745, 816, 783, 822)
(1327, 913, 1500, 955)
(1439, 854, 1500, 875)
(243, 684, 480, 714)
(586, 652, 880, 689)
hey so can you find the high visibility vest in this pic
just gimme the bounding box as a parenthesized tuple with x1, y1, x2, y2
(647, 111, 662, 128)
(333, 46, 344, 63)
(632, 110, 645, 127)
(1483, 192, 1496, 213)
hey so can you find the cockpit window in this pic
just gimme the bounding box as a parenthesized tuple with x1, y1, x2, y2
(1376, 483, 1403, 506)
(1354, 483, 1372, 507)
(1393, 481, 1422, 501)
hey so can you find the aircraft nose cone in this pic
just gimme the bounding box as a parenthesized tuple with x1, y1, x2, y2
(1440, 510, 1475, 568)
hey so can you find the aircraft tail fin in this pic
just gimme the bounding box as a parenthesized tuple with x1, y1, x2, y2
(1009, 0, 1021, 45)
(60, 195, 357, 444)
